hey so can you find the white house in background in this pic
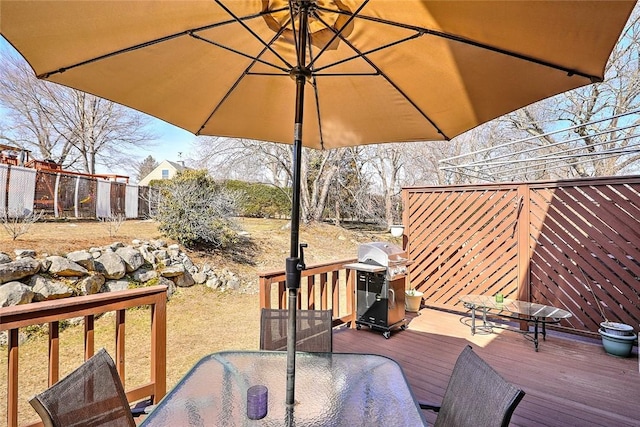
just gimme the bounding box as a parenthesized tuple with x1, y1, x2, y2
(138, 160, 187, 186)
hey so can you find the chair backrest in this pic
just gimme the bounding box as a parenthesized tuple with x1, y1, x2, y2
(260, 308, 333, 352)
(435, 345, 525, 427)
(29, 348, 136, 427)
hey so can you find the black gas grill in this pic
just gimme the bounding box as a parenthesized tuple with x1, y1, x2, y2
(345, 242, 411, 338)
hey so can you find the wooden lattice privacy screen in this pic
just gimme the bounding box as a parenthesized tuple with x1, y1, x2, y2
(403, 176, 640, 337)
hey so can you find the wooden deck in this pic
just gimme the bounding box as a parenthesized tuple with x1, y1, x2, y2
(333, 308, 639, 427)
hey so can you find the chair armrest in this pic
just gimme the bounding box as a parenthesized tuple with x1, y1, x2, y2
(418, 402, 441, 412)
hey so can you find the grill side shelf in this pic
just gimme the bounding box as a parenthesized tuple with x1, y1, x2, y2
(343, 263, 387, 273)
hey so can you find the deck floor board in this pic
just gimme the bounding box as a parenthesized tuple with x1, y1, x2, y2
(332, 308, 639, 427)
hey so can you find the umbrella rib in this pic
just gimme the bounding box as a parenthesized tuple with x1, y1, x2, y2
(35, 30, 198, 78)
(36, 8, 287, 78)
(196, 27, 292, 134)
(312, 33, 422, 74)
(312, 12, 449, 139)
(305, 35, 326, 150)
(323, 7, 603, 82)
(215, 0, 295, 70)
(288, 0, 303, 69)
(306, 0, 370, 70)
(189, 32, 289, 74)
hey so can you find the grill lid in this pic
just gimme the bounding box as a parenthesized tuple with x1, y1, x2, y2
(358, 242, 408, 266)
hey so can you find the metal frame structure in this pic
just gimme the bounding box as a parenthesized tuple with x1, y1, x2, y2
(439, 109, 640, 182)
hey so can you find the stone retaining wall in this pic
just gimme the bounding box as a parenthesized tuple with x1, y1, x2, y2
(0, 239, 241, 308)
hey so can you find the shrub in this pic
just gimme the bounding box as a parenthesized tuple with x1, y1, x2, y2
(1, 209, 44, 240)
(153, 170, 243, 249)
(99, 212, 126, 237)
(223, 180, 290, 218)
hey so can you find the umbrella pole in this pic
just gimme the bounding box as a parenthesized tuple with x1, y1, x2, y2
(285, 130, 303, 409)
(285, 0, 311, 411)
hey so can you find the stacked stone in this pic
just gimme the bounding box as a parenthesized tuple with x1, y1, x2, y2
(0, 240, 242, 308)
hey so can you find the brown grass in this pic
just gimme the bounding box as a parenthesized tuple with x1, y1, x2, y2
(0, 217, 391, 426)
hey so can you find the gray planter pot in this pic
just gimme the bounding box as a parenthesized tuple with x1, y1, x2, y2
(600, 321, 634, 336)
(598, 328, 637, 357)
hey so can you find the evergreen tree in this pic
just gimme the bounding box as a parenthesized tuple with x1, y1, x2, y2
(137, 155, 159, 181)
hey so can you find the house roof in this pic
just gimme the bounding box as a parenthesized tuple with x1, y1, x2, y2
(138, 159, 189, 185)
(164, 160, 187, 171)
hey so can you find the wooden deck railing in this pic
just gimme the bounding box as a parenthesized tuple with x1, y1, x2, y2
(0, 285, 167, 427)
(259, 258, 358, 326)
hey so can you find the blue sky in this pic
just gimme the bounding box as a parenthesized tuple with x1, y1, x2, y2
(129, 120, 197, 171)
(0, 37, 198, 178)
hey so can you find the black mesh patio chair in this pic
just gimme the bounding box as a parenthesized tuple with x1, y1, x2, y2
(420, 345, 525, 427)
(260, 308, 333, 352)
(29, 348, 136, 427)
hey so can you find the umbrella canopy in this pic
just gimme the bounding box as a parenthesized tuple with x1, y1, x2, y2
(1, 0, 635, 415)
(1, 1, 635, 149)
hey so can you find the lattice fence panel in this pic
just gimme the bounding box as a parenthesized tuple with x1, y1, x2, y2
(406, 186, 521, 310)
(529, 180, 640, 333)
(404, 177, 640, 336)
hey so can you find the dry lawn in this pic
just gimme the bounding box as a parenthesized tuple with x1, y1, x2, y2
(0, 217, 391, 426)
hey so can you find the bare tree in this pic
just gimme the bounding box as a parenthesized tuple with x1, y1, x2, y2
(0, 47, 155, 174)
(0, 52, 74, 164)
(329, 146, 374, 224)
(194, 136, 348, 223)
(501, 10, 640, 178)
(195, 136, 289, 185)
(367, 144, 404, 227)
(46, 88, 156, 174)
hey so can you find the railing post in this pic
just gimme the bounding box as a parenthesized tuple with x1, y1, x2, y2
(8, 329, 19, 427)
(320, 273, 328, 310)
(84, 315, 95, 360)
(115, 309, 126, 385)
(346, 268, 356, 328)
(307, 275, 315, 310)
(151, 294, 167, 403)
(259, 277, 271, 309)
(279, 282, 287, 309)
(331, 271, 339, 318)
(48, 321, 60, 386)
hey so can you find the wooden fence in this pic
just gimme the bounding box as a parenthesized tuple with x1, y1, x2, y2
(403, 176, 640, 337)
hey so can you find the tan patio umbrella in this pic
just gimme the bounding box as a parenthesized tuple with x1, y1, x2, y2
(1, 0, 635, 411)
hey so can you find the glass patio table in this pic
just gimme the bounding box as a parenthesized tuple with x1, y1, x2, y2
(459, 294, 573, 351)
(140, 351, 428, 426)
